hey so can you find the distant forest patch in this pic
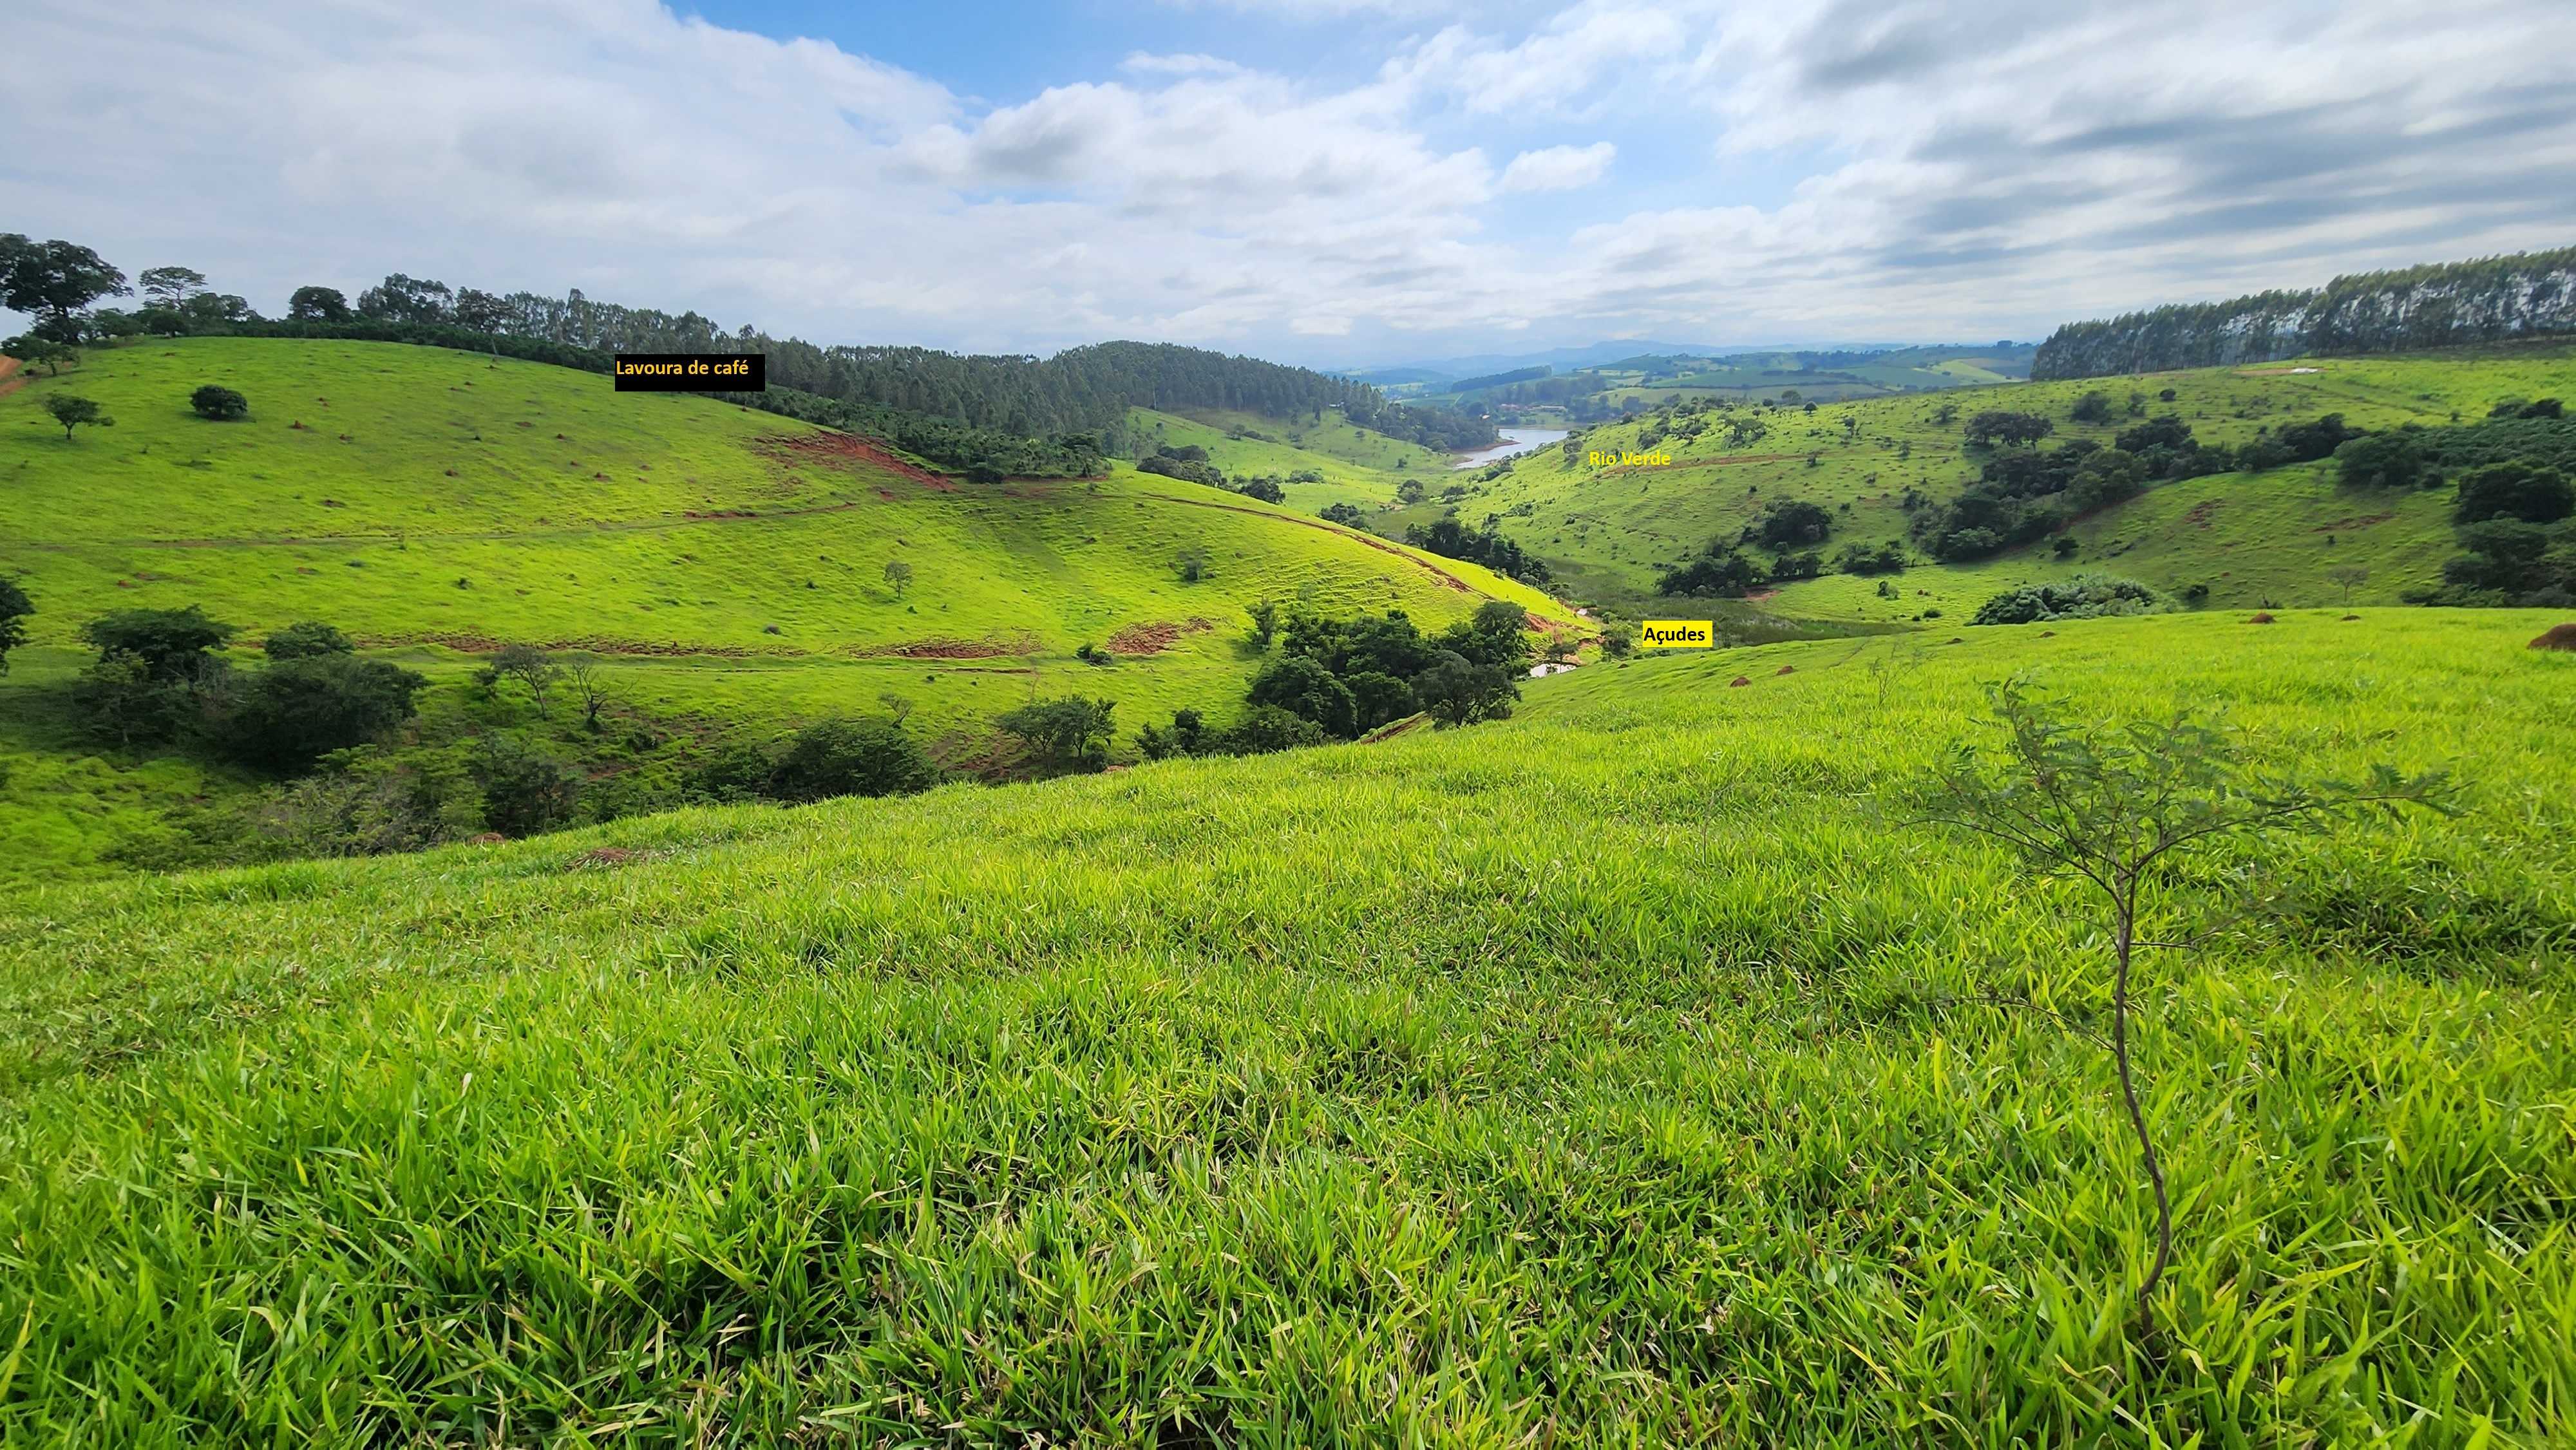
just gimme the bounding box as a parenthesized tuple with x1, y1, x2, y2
(2034, 246, 2576, 380)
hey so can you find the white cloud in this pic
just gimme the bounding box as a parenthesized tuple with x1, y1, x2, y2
(3, 0, 2571, 361)
(1501, 142, 1616, 193)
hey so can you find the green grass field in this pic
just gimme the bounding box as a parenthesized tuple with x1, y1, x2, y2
(0, 339, 1564, 887)
(1478, 343, 2576, 614)
(2, 608, 2569, 1443)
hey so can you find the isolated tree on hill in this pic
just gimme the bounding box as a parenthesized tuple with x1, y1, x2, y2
(1908, 679, 2454, 1328)
(561, 653, 612, 731)
(2070, 390, 2114, 424)
(287, 286, 351, 323)
(191, 384, 250, 421)
(43, 395, 112, 442)
(8, 337, 78, 376)
(1396, 478, 1426, 505)
(0, 234, 129, 340)
(882, 559, 913, 597)
(1172, 545, 1211, 583)
(137, 266, 207, 311)
(490, 643, 561, 719)
(1965, 411, 2056, 447)
(0, 575, 31, 675)
(2326, 565, 2370, 605)
(1246, 599, 1281, 651)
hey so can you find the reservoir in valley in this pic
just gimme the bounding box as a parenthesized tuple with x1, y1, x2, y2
(1450, 427, 1569, 470)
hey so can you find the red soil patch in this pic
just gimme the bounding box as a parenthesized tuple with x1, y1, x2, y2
(1743, 588, 1781, 603)
(1107, 617, 1216, 654)
(2530, 623, 2576, 652)
(2248, 612, 2277, 624)
(364, 632, 762, 657)
(755, 431, 952, 489)
(0, 354, 21, 400)
(2181, 499, 2222, 529)
(1776, 664, 1795, 675)
(856, 631, 1041, 660)
(1729, 676, 1752, 687)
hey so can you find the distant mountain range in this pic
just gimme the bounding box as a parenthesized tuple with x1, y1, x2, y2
(1343, 339, 2016, 385)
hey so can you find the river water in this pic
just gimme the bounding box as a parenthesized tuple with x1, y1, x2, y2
(1450, 426, 1569, 471)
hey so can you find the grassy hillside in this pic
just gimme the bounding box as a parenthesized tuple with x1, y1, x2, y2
(1126, 407, 1429, 516)
(1481, 342, 2576, 612)
(1, 609, 2568, 1443)
(0, 339, 1563, 887)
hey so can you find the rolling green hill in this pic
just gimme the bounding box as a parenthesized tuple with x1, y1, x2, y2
(0, 338, 1564, 888)
(2, 608, 2568, 1442)
(1468, 343, 2576, 614)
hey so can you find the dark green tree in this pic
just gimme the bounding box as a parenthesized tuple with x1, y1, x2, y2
(43, 394, 113, 442)
(2333, 433, 2428, 491)
(0, 235, 129, 340)
(81, 605, 236, 681)
(1414, 652, 1516, 727)
(191, 384, 251, 421)
(1248, 654, 1358, 738)
(2454, 461, 2573, 524)
(263, 621, 354, 659)
(0, 574, 31, 675)
(768, 718, 939, 800)
(137, 266, 207, 310)
(287, 287, 352, 322)
(469, 735, 580, 836)
(219, 655, 428, 771)
(996, 695, 1117, 773)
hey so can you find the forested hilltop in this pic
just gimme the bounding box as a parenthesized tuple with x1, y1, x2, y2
(0, 240, 1496, 476)
(249, 279, 1495, 454)
(2034, 246, 2576, 380)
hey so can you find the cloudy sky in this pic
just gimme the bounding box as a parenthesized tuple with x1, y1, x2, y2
(9, 0, 2574, 365)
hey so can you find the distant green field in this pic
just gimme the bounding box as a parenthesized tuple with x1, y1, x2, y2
(3, 609, 2568, 1443)
(0, 339, 1563, 887)
(1480, 342, 2576, 613)
(1127, 407, 1430, 516)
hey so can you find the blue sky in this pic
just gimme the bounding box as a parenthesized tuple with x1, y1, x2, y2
(9, 0, 2575, 366)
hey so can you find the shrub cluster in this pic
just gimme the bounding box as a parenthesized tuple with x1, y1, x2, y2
(1972, 574, 2170, 625)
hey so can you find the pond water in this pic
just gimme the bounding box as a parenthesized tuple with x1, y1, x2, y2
(1450, 427, 1569, 471)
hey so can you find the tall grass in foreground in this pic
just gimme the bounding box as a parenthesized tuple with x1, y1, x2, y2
(0, 610, 2570, 1445)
